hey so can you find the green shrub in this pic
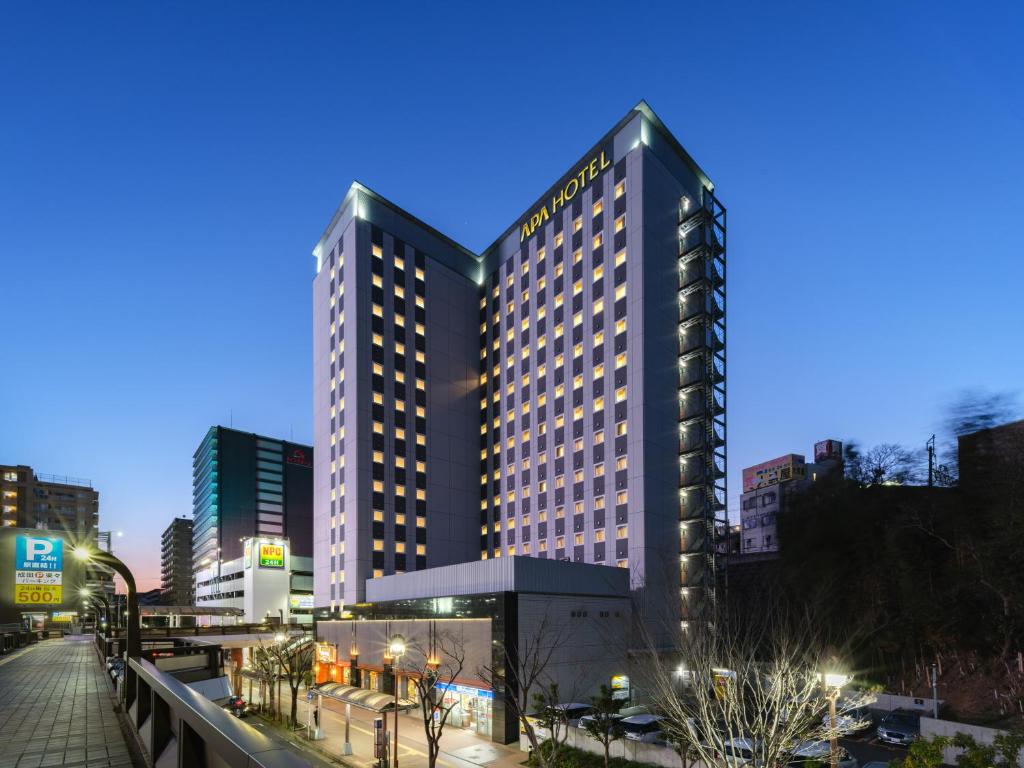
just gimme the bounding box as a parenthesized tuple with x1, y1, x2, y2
(528, 741, 662, 768)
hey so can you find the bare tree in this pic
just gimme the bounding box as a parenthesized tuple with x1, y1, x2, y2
(647, 609, 873, 768)
(580, 684, 624, 768)
(400, 629, 468, 768)
(479, 611, 575, 768)
(258, 636, 314, 728)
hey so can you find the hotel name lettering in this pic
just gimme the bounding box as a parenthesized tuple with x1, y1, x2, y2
(519, 150, 611, 242)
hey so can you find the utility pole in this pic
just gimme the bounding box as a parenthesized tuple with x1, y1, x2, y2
(926, 435, 936, 487)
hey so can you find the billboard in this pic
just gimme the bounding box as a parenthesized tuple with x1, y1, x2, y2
(814, 439, 843, 463)
(289, 594, 314, 610)
(15, 535, 64, 606)
(0, 528, 87, 623)
(258, 543, 284, 568)
(742, 454, 806, 492)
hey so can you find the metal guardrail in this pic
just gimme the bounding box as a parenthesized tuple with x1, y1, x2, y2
(127, 657, 310, 767)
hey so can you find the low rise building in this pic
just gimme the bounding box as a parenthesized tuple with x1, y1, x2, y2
(738, 440, 842, 554)
(315, 556, 633, 744)
(194, 536, 313, 625)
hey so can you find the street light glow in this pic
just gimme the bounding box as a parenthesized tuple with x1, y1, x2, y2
(822, 672, 849, 688)
(389, 635, 406, 657)
(73, 546, 92, 561)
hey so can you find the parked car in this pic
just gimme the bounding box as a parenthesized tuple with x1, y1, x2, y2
(621, 714, 665, 743)
(553, 703, 593, 728)
(876, 710, 921, 746)
(822, 704, 873, 735)
(789, 740, 859, 768)
(578, 712, 624, 734)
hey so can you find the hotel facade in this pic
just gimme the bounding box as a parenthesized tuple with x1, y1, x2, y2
(312, 102, 726, 634)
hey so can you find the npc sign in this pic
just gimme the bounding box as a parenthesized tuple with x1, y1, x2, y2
(14, 535, 64, 605)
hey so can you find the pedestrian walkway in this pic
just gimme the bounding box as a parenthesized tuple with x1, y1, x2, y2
(0, 636, 136, 768)
(248, 685, 527, 768)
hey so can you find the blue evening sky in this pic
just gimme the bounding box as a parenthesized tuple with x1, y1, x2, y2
(2, 2, 1021, 589)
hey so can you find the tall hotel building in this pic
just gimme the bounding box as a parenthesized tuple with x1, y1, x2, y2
(312, 102, 726, 631)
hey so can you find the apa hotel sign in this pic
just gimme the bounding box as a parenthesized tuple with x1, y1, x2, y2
(519, 148, 612, 242)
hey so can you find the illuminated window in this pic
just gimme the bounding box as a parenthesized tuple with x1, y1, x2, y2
(395, 370, 405, 384)
(372, 245, 383, 258)
(554, 232, 564, 247)
(554, 293, 564, 309)
(372, 303, 383, 318)
(615, 250, 627, 267)
(594, 396, 605, 411)
(595, 462, 605, 477)
(521, 262, 529, 276)
(615, 215, 625, 233)
(374, 568, 384, 577)
(372, 274, 383, 288)
(573, 374, 583, 390)
(574, 533, 584, 546)
(394, 256, 404, 271)
(595, 495, 606, 510)
(573, 248, 583, 265)
(573, 405, 584, 420)
(615, 352, 627, 369)
(616, 456, 628, 472)
(573, 438, 583, 452)
(615, 180, 625, 199)
(416, 516, 426, 528)
(372, 421, 384, 435)
(372, 332, 383, 346)
(555, 506, 565, 519)
(595, 430, 605, 445)
(373, 509, 384, 521)
(373, 450, 384, 463)
(593, 298, 604, 315)
(395, 541, 406, 553)
(573, 217, 582, 233)
(615, 284, 626, 301)
(573, 279, 582, 296)
(396, 512, 406, 525)
(554, 263, 564, 278)
(616, 490, 628, 506)
(505, 274, 514, 288)
(555, 475, 565, 489)
(373, 539, 384, 551)
(616, 422, 627, 437)
(593, 330, 605, 346)
(593, 233, 603, 249)
(416, 544, 426, 555)
(555, 536, 566, 550)
(415, 267, 425, 280)
(373, 392, 384, 405)
(537, 247, 546, 262)
(555, 445, 565, 458)
(593, 200, 603, 217)
(615, 386, 627, 403)
(615, 318, 627, 335)
(479, 296, 487, 309)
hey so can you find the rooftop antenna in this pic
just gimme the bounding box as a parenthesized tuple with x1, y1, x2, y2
(926, 434, 936, 487)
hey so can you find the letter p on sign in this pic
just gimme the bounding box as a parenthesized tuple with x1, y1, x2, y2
(26, 539, 53, 561)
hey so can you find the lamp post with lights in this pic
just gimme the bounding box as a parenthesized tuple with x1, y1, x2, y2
(388, 635, 406, 768)
(73, 545, 140, 665)
(821, 671, 850, 768)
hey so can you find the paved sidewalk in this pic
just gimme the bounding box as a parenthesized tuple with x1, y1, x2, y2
(248, 685, 527, 768)
(0, 636, 136, 768)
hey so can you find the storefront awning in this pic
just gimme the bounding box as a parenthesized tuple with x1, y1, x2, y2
(315, 682, 416, 713)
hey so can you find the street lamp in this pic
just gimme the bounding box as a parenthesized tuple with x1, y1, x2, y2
(820, 671, 850, 768)
(73, 545, 140, 663)
(388, 635, 406, 768)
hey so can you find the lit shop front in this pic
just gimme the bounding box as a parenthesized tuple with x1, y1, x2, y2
(437, 682, 493, 738)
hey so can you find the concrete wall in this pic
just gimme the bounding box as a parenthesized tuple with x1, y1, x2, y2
(871, 692, 943, 713)
(920, 717, 1024, 767)
(521, 727, 708, 768)
(517, 593, 632, 704)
